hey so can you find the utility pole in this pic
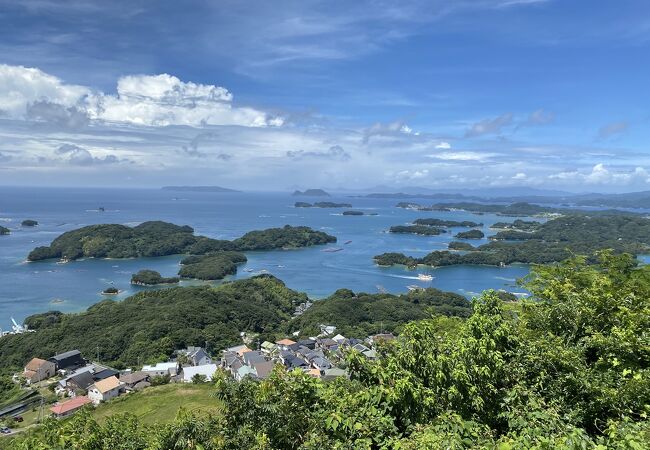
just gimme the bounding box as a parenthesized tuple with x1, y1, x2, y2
(96, 346, 99, 362)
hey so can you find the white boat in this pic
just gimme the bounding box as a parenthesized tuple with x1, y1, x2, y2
(417, 274, 433, 281)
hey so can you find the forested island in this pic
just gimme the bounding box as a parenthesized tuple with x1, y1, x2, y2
(342, 210, 365, 216)
(295, 201, 352, 208)
(0, 225, 9, 235)
(376, 214, 650, 267)
(131, 270, 180, 286)
(292, 189, 330, 197)
(178, 251, 247, 280)
(397, 201, 557, 216)
(389, 225, 446, 235)
(448, 241, 476, 251)
(7, 254, 650, 448)
(454, 229, 484, 239)
(101, 287, 119, 295)
(21, 219, 38, 227)
(491, 219, 541, 231)
(27, 222, 336, 261)
(414, 218, 482, 227)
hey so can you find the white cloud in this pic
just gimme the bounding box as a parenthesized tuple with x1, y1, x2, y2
(512, 172, 527, 180)
(549, 164, 650, 186)
(434, 141, 451, 149)
(0, 65, 283, 128)
(465, 113, 513, 137)
(431, 151, 495, 161)
(363, 120, 414, 143)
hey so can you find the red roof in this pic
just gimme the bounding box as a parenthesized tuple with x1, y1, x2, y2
(50, 396, 92, 415)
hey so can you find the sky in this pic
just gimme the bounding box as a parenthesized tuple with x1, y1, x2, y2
(0, 0, 649, 192)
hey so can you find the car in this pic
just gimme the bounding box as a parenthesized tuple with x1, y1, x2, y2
(0, 427, 11, 434)
(12, 415, 23, 422)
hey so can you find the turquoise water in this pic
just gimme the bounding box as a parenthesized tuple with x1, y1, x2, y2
(0, 187, 531, 329)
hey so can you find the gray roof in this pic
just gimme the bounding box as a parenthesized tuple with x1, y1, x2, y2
(50, 350, 81, 361)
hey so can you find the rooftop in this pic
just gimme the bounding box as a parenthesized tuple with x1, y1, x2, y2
(50, 396, 92, 415)
(91, 375, 121, 394)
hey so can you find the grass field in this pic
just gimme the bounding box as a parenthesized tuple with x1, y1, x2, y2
(92, 383, 220, 424)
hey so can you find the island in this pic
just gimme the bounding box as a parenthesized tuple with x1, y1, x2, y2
(374, 214, 650, 268)
(413, 218, 483, 227)
(292, 189, 330, 197)
(294, 201, 352, 208)
(0, 225, 9, 235)
(454, 229, 485, 239)
(131, 270, 180, 286)
(448, 241, 476, 251)
(389, 225, 446, 236)
(101, 287, 119, 295)
(342, 210, 364, 216)
(161, 185, 241, 193)
(27, 222, 336, 261)
(178, 251, 247, 280)
(21, 219, 38, 227)
(491, 219, 541, 231)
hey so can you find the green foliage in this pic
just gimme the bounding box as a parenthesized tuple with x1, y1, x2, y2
(0, 225, 10, 235)
(131, 270, 179, 285)
(448, 241, 476, 251)
(23, 311, 63, 330)
(492, 219, 541, 231)
(0, 276, 306, 371)
(377, 214, 650, 267)
(179, 252, 247, 280)
(28, 222, 336, 261)
(414, 218, 482, 227)
(9, 254, 650, 449)
(389, 225, 446, 235)
(454, 229, 485, 239)
(21, 219, 38, 227)
(290, 287, 471, 338)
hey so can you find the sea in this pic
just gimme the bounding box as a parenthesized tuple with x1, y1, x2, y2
(0, 187, 532, 330)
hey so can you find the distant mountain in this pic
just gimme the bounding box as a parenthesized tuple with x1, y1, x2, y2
(292, 189, 330, 197)
(571, 191, 650, 209)
(162, 186, 241, 193)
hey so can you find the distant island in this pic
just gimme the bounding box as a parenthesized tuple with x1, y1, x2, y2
(161, 185, 241, 193)
(448, 241, 476, 251)
(389, 225, 446, 236)
(131, 269, 180, 286)
(292, 189, 330, 197)
(491, 219, 541, 231)
(295, 201, 352, 208)
(414, 218, 482, 227)
(454, 229, 484, 239)
(342, 210, 366, 216)
(21, 219, 38, 227)
(28, 221, 336, 262)
(375, 215, 650, 268)
(0, 225, 9, 235)
(101, 287, 119, 295)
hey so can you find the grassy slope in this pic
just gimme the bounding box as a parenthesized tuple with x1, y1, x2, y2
(92, 383, 220, 425)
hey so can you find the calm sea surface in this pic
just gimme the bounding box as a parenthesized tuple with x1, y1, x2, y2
(0, 187, 531, 330)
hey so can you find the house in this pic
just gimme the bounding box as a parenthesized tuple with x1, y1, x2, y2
(48, 350, 84, 371)
(331, 334, 348, 344)
(92, 368, 119, 381)
(65, 371, 95, 394)
(316, 338, 339, 351)
(322, 368, 347, 380)
(23, 358, 56, 384)
(50, 396, 92, 418)
(178, 346, 212, 366)
(306, 368, 321, 378)
(275, 338, 296, 351)
(297, 339, 316, 350)
(87, 376, 123, 404)
(242, 351, 266, 367)
(182, 364, 218, 383)
(235, 365, 256, 381)
(311, 356, 333, 372)
(260, 341, 277, 355)
(369, 333, 396, 346)
(253, 361, 275, 380)
(319, 325, 337, 336)
(120, 371, 150, 391)
(225, 344, 251, 357)
(141, 362, 178, 377)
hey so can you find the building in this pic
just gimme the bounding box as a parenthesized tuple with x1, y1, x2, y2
(92, 368, 119, 381)
(225, 344, 252, 357)
(23, 358, 56, 384)
(87, 376, 123, 404)
(252, 361, 274, 379)
(48, 350, 84, 371)
(179, 346, 212, 366)
(141, 362, 178, 377)
(275, 338, 296, 351)
(50, 396, 92, 418)
(120, 371, 150, 391)
(182, 364, 219, 383)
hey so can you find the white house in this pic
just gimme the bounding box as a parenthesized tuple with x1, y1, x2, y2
(87, 376, 123, 405)
(141, 362, 178, 377)
(182, 364, 218, 383)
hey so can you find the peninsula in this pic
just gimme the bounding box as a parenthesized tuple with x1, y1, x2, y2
(292, 189, 330, 197)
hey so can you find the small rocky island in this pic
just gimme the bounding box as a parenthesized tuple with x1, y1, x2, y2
(342, 210, 365, 216)
(179, 251, 247, 280)
(0, 226, 9, 235)
(21, 219, 38, 227)
(101, 287, 119, 295)
(292, 189, 330, 197)
(131, 270, 180, 286)
(390, 225, 446, 236)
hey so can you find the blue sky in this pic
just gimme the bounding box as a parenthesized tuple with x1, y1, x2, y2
(0, 0, 649, 192)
